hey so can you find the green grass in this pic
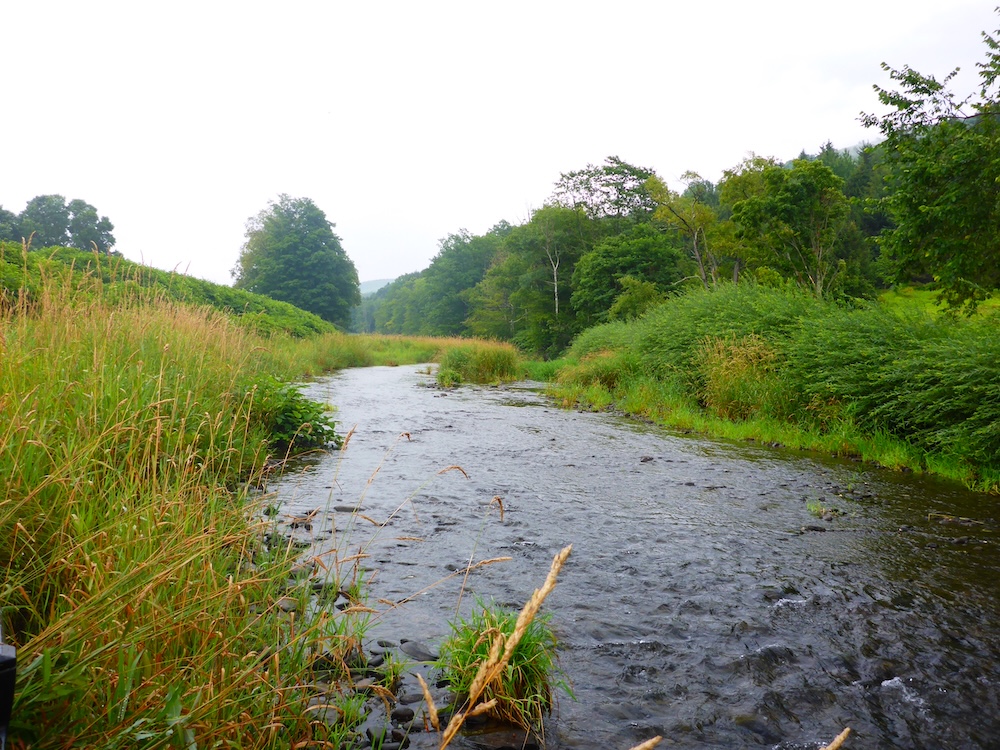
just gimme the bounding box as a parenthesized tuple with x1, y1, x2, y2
(435, 341, 521, 386)
(1, 277, 367, 748)
(545, 283, 1000, 493)
(879, 285, 1000, 317)
(436, 598, 569, 734)
(1, 241, 335, 338)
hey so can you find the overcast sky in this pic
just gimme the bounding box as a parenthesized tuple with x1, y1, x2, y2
(5, 1, 996, 284)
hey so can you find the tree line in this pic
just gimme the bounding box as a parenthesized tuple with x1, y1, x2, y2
(357, 22, 1000, 353)
(0, 195, 116, 253)
(358, 148, 887, 356)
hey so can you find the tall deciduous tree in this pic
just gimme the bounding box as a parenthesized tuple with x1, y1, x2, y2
(571, 223, 686, 325)
(0, 207, 19, 242)
(232, 195, 360, 328)
(67, 199, 115, 253)
(648, 172, 720, 289)
(16, 195, 115, 251)
(732, 160, 850, 297)
(19, 195, 71, 247)
(550, 156, 658, 224)
(861, 17, 1000, 312)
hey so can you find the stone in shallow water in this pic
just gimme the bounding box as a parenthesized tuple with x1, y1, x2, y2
(399, 639, 439, 662)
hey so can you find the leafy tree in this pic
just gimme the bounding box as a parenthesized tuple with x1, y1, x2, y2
(419, 228, 504, 335)
(232, 194, 360, 327)
(464, 250, 531, 341)
(861, 18, 1000, 312)
(607, 276, 667, 321)
(373, 273, 429, 334)
(732, 159, 850, 297)
(67, 199, 115, 253)
(16, 195, 115, 251)
(648, 172, 721, 289)
(0, 207, 19, 242)
(550, 156, 658, 224)
(19, 195, 72, 247)
(571, 223, 686, 325)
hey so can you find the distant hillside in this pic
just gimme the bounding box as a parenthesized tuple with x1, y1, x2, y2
(1, 243, 335, 337)
(360, 278, 394, 296)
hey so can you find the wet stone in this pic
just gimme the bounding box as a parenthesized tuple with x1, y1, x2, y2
(399, 639, 439, 662)
(391, 706, 415, 723)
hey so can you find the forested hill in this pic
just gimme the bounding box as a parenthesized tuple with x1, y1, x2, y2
(0, 242, 335, 337)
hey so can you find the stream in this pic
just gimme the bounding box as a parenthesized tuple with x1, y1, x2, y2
(272, 364, 1000, 749)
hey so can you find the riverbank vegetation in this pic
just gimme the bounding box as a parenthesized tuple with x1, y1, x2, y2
(548, 283, 1000, 493)
(0, 274, 379, 747)
(0, 261, 537, 747)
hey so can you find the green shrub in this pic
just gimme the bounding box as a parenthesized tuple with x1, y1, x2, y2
(635, 282, 824, 383)
(696, 334, 797, 421)
(248, 375, 341, 450)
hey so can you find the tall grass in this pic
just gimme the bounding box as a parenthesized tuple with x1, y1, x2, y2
(550, 283, 1000, 492)
(436, 341, 521, 385)
(0, 274, 365, 748)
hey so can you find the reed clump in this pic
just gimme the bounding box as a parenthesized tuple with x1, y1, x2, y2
(432, 546, 573, 748)
(0, 274, 364, 748)
(435, 341, 521, 386)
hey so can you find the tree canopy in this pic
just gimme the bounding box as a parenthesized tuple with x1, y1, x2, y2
(732, 159, 850, 297)
(3, 194, 116, 252)
(862, 17, 1000, 312)
(232, 195, 360, 328)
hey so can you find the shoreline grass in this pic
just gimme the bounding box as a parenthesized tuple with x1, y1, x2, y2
(1, 275, 367, 748)
(542, 284, 1000, 495)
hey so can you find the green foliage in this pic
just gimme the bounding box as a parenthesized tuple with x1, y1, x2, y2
(732, 159, 851, 297)
(695, 334, 794, 421)
(436, 599, 569, 732)
(783, 304, 1000, 471)
(0, 282, 366, 747)
(607, 276, 667, 321)
(565, 319, 637, 358)
(233, 194, 360, 327)
(648, 172, 723, 289)
(0, 242, 334, 337)
(435, 341, 520, 385)
(248, 375, 341, 450)
(554, 283, 1000, 490)
(862, 16, 1000, 312)
(570, 223, 684, 324)
(17, 194, 115, 252)
(635, 282, 824, 384)
(550, 155, 658, 224)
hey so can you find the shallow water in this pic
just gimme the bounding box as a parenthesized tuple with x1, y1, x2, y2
(273, 365, 1000, 749)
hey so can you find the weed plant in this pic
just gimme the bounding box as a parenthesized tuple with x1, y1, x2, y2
(436, 599, 568, 732)
(0, 274, 365, 748)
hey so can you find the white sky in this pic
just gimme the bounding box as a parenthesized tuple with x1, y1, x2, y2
(4, 1, 996, 284)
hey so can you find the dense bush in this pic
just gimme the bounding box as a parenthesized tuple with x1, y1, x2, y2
(635, 282, 826, 385)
